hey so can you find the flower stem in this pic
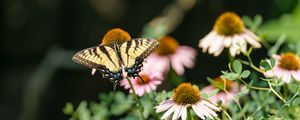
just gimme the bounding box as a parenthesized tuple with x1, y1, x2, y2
(222, 108, 232, 120)
(239, 79, 270, 91)
(126, 77, 146, 120)
(224, 89, 246, 120)
(245, 53, 264, 74)
(187, 108, 194, 120)
(267, 81, 286, 103)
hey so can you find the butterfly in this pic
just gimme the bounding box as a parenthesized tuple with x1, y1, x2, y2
(72, 38, 159, 82)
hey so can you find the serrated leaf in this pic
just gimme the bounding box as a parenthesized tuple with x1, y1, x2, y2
(233, 60, 242, 74)
(241, 70, 251, 78)
(207, 77, 224, 90)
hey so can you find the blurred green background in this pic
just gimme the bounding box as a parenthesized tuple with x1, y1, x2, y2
(1, 0, 299, 120)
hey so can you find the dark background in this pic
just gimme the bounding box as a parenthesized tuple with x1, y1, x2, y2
(1, 0, 298, 120)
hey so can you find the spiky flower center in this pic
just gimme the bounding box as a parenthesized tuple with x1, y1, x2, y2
(213, 12, 244, 36)
(101, 28, 131, 46)
(136, 74, 151, 85)
(279, 53, 300, 70)
(155, 36, 179, 56)
(173, 83, 201, 105)
(214, 77, 233, 91)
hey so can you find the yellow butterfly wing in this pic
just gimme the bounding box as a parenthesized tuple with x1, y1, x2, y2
(72, 45, 122, 80)
(120, 38, 159, 76)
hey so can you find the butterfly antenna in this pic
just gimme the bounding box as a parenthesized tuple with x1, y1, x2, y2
(137, 75, 145, 84)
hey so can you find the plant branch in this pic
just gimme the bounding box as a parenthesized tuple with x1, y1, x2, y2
(126, 77, 146, 120)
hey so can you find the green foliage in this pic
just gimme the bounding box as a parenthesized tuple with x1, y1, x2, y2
(260, 58, 275, 71)
(233, 60, 243, 74)
(243, 15, 263, 32)
(207, 77, 225, 90)
(258, 2, 300, 43)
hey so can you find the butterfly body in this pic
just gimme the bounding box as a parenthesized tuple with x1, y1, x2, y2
(72, 38, 159, 81)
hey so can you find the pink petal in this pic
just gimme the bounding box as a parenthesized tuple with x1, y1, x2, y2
(292, 71, 300, 81)
(161, 104, 179, 119)
(171, 56, 185, 75)
(199, 102, 217, 117)
(224, 37, 232, 47)
(197, 103, 213, 119)
(199, 31, 216, 52)
(156, 99, 175, 112)
(201, 100, 220, 111)
(192, 104, 205, 119)
(243, 34, 261, 48)
(281, 71, 292, 83)
(208, 36, 223, 54)
(181, 106, 187, 120)
(172, 105, 183, 120)
(213, 44, 225, 56)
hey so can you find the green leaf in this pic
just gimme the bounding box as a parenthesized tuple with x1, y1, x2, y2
(235, 87, 249, 100)
(258, 3, 300, 43)
(209, 89, 219, 97)
(260, 60, 272, 70)
(268, 35, 286, 56)
(241, 70, 251, 78)
(201, 93, 209, 99)
(207, 77, 224, 90)
(63, 102, 74, 115)
(221, 71, 239, 80)
(232, 60, 242, 74)
(270, 57, 276, 68)
(289, 83, 300, 93)
(292, 97, 300, 106)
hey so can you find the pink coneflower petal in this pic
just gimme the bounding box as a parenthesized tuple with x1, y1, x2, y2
(156, 100, 175, 112)
(202, 100, 221, 111)
(155, 83, 220, 120)
(181, 106, 187, 120)
(121, 68, 164, 96)
(198, 12, 261, 57)
(171, 59, 185, 75)
(282, 72, 292, 83)
(208, 36, 223, 54)
(292, 71, 300, 81)
(161, 104, 178, 119)
(199, 103, 216, 118)
(146, 54, 170, 73)
(243, 33, 261, 48)
(264, 53, 300, 83)
(192, 104, 205, 119)
(172, 105, 184, 120)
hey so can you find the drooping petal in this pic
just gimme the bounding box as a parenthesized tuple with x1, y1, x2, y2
(199, 102, 217, 117)
(181, 106, 187, 120)
(156, 99, 176, 112)
(292, 71, 300, 81)
(161, 104, 179, 119)
(192, 104, 205, 119)
(196, 103, 213, 119)
(208, 36, 223, 54)
(172, 105, 183, 120)
(243, 33, 261, 48)
(171, 56, 185, 75)
(201, 100, 220, 111)
(281, 71, 292, 83)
